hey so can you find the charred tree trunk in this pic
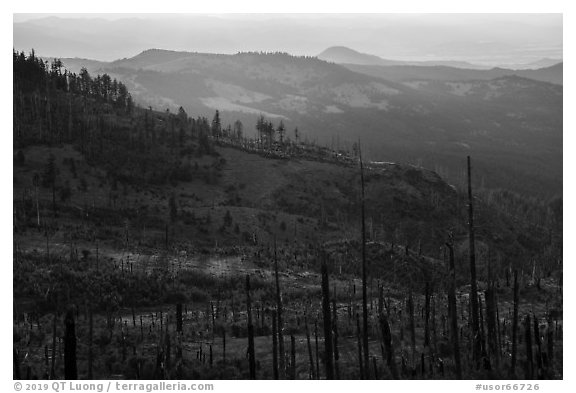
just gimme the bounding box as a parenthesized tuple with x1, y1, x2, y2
(525, 314, 534, 379)
(165, 329, 171, 372)
(332, 296, 340, 379)
(50, 313, 57, 379)
(510, 270, 520, 377)
(246, 275, 256, 379)
(34, 182, 40, 227)
(321, 257, 334, 379)
(176, 303, 183, 333)
(165, 223, 169, 250)
(359, 143, 370, 378)
(272, 310, 279, 380)
(88, 309, 93, 379)
(546, 315, 554, 377)
(485, 287, 499, 368)
(222, 328, 226, 364)
(290, 335, 296, 380)
(478, 294, 489, 369)
(64, 310, 77, 380)
(274, 239, 286, 379)
(13, 348, 21, 380)
(379, 313, 399, 379)
(533, 314, 543, 378)
(356, 313, 364, 379)
(373, 356, 379, 379)
(446, 241, 462, 379)
(314, 320, 320, 379)
(408, 292, 416, 363)
(467, 156, 481, 367)
(424, 282, 431, 348)
(305, 314, 316, 380)
(51, 182, 57, 218)
(209, 344, 213, 368)
(432, 295, 438, 354)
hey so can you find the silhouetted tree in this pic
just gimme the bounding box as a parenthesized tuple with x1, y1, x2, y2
(277, 121, 286, 145)
(211, 110, 221, 139)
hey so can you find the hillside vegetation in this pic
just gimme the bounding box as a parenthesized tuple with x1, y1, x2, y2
(55, 49, 563, 198)
(13, 51, 562, 380)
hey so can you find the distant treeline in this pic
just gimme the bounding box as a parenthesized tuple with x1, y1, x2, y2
(13, 49, 223, 187)
(13, 49, 133, 111)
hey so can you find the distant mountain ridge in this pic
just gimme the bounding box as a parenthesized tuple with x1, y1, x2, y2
(318, 46, 563, 83)
(317, 46, 492, 69)
(498, 57, 563, 70)
(51, 48, 562, 198)
(344, 62, 563, 86)
(318, 46, 398, 66)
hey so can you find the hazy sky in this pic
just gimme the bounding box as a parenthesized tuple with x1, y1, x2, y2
(13, 13, 562, 65)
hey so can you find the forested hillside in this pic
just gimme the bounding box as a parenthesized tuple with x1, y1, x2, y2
(13, 51, 562, 380)
(57, 49, 563, 198)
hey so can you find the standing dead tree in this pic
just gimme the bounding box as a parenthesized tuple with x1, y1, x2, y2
(332, 294, 340, 379)
(305, 313, 316, 379)
(358, 141, 370, 379)
(13, 348, 21, 380)
(446, 239, 462, 379)
(274, 239, 286, 379)
(533, 314, 543, 378)
(467, 156, 482, 367)
(408, 291, 416, 364)
(50, 313, 57, 379)
(321, 255, 334, 379)
(510, 270, 520, 377)
(356, 313, 364, 379)
(290, 335, 296, 379)
(546, 314, 554, 378)
(315, 320, 320, 379)
(272, 310, 279, 379)
(485, 286, 499, 369)
(424, 282, 431, 349)
(176, 303, 183, 333)
(64, 310, 78, 379)
(525, 314, 534, 379)
(88, 309, 93, 379)
(246, 275, 256, 379)
(379, 313, 399, 379)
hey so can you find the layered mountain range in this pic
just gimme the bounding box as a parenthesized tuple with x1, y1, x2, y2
(50, 47, 562, 197)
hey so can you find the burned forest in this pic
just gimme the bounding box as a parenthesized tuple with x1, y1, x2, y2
(12, 45, 562, 381)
